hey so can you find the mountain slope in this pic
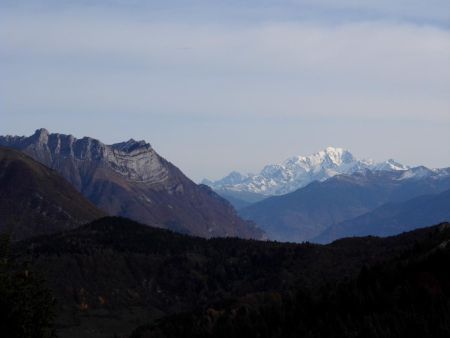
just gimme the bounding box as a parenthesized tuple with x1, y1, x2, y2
(0, 129, 263, 239)
(0, 146, 104, 240)
(205, 147, 408, 197)
(240, 169, 450, 242)
(13, 217, 445, 338)
(315, 188, 450, 243)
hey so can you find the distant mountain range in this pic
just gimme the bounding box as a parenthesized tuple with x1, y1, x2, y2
(0, 129, 264, 240)
(239, 167, 450, 242)
(0, 146, 104, 240)
(204, 147, 409, 197)
(1, 129, 448, 245)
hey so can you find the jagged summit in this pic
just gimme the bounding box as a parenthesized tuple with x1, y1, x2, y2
(13, 129, 152, 154)
(309, 146, 354, 165)
(33, 127, 50, 137)
(1, 129, 167, 184)
(282, 146, 358, 170)
(205, 147, 410, 196)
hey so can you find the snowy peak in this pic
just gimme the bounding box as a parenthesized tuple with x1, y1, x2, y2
(282, 147, 358, 172)
(373, 159, 409, 171)
(310, 147, 354, 166)
(398, 166, 435, 180)
(205, 147, 410, 196)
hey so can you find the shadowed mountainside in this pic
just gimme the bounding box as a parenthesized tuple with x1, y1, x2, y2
(0, 146, 104, 240)
(315, 188, 450, 243)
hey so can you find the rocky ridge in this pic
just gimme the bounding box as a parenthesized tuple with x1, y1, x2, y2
(0, 129, 264, 239)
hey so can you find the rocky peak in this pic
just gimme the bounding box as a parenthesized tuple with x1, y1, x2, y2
(106, 141, 169, 185)
(25, 128, 50, 149)
(2, 129, 169, 185)
(32, 128, 50, 139)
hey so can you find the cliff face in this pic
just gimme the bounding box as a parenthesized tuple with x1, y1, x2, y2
(0, 129, 263, 239)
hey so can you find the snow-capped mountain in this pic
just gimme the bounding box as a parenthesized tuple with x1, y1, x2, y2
(204, 147, 410, 196)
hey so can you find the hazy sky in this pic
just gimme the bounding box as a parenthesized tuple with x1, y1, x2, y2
(2, 0, 450, 181)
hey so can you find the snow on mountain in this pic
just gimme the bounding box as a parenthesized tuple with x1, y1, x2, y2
(397, 166, 444, 181)
(372, 159, 409, 171)
(205, 147, 410, 196)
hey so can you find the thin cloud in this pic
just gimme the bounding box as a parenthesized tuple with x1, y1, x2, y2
(2, 12, 449, 120)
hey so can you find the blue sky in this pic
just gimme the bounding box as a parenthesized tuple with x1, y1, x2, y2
(1, 0, 449, 181)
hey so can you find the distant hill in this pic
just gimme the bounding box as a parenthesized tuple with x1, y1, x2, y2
(239, 168, 450, 242)
(0, 146, 104, 240)
(0, 129, 263, 239)
(314, 188, 450, 243)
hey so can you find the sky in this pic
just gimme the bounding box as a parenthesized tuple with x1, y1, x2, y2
(1, 0, 450, 181)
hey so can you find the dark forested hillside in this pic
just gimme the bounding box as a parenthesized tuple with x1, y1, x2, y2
(0, 234, 55, 338)
(12, 217, 450, 338)
(134, 223, 450, 338)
